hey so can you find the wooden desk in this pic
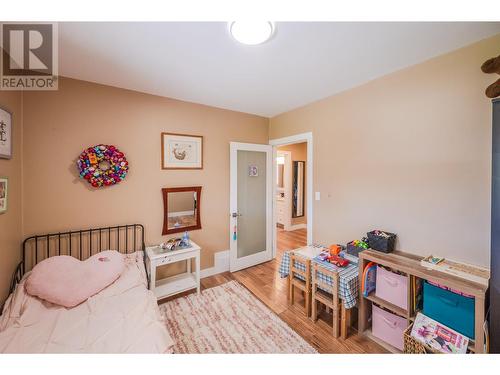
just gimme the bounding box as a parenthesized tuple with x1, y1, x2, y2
(358, 250, 488, 353)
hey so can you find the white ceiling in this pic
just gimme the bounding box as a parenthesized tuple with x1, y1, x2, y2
(59, 22, 500, 117)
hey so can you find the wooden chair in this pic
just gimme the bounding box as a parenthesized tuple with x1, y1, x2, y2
(288, 253, 312, 317)
(311, 262, 350, 339)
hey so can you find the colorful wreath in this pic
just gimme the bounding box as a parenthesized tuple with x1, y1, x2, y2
(77, 144, 129, 188)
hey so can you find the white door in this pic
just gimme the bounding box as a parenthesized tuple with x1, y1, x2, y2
(230, 142, 273, 272)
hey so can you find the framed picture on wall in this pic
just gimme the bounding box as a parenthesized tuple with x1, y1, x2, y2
(161, 132, 203, 170)
(0, 177, 8, 214)
(0, 107, 12, 159)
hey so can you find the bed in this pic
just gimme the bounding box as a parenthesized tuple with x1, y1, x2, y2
(0, 224, 174, 353)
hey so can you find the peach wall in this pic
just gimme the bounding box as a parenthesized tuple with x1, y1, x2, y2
(3, 32, 499, 304)
(22, 77, 268, 271)
(270, 34, 500, 268)
(0, 91, 23, 302)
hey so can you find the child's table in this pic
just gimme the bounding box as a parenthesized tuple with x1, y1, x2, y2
(279, 246, 360, 338)
(279, 246, 360, 309)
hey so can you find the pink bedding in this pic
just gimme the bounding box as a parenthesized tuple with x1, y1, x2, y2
(0, 252, 174, 353)
(25, 250, 126, 308)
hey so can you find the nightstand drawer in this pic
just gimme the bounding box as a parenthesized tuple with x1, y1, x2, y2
(156, 256, 175, 266)
(152, 251, 195, 267)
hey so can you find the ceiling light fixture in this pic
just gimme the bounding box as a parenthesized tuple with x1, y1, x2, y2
(229, 21, 275, 45)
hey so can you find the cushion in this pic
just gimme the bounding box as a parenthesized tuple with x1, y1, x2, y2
(25, 250, 125, 308)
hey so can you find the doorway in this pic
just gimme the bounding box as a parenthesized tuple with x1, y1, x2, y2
(270, 132, 313, 259)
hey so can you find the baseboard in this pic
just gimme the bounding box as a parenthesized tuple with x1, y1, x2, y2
(287, 223, 307, 231)
(200, 249, 230, 279)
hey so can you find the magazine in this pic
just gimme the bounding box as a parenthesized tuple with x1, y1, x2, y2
(410, 312, 469, 354)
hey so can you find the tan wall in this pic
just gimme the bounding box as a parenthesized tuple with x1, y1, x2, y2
(278, 142, 307, 161)
(270, 34, 500, 268)
(277, 142, 307, 225)
(0, 91, 23, 302)
(22, 77, 269, 271)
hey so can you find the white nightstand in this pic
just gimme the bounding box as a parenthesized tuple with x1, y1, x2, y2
(146, 241, 201, 300)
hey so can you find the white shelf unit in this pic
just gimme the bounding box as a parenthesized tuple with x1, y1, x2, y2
(146, 242, 201, 300)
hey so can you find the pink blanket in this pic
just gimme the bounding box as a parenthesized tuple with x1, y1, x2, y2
(0, 252, 174, 353)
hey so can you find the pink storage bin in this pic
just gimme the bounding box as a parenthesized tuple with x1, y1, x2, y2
(372, 304, 407, 350)
(375, 265, 408, 310)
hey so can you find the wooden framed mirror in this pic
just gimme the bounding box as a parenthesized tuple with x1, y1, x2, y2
(162, 186, 202, 235)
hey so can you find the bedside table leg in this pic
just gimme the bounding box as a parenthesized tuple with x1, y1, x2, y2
(187, 258, 192, 274)
(196, 253, 201, 294)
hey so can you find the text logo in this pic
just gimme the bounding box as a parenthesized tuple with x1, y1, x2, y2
(1, 23, 58, 90)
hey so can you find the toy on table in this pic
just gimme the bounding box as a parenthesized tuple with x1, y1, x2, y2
(346, 237, 369, 257)
(316, 248, 350, 267)
(182, 231, 191, 246)
(317, 251, 330, 262)
(349, 239, 369, 249)
(160, 236, 191, 251)
(329, 244, 342, 256)
(328, 254, 350, 267)
(372, 230, 391, 238)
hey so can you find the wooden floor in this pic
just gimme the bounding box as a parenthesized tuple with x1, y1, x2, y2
(198, 227, 386, 354)
(276, 226, 307, 258)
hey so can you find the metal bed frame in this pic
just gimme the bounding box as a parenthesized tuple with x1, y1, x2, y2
(9, 224, 146, 295)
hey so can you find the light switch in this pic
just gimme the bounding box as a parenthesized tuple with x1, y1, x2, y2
(315, 192, 321, 201)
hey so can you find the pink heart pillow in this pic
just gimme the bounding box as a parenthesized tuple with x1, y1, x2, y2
(25, 250, 125, 308)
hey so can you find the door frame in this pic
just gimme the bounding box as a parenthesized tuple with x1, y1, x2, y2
(229, 142, 273, 272)
(276, 150, 292, 231)
(269, 132, 313, 258)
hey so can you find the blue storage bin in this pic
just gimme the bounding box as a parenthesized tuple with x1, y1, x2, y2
(423, 281, 475, 338)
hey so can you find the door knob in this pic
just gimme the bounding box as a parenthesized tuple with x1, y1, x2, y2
(231, 212, 242, 218)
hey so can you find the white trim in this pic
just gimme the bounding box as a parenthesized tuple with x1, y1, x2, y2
(269, 132, 313, 147)
(269, 132, 313, 255)
(288, 223, 307, 231)
(276, 150, 292, 231)
(200, 250, 230, 279)
(167, 210, 195, 218)
(229, 142, 273, 272)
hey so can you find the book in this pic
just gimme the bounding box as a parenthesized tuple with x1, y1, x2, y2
(421, 255, 445, 266)
(410, 312, 469, 354)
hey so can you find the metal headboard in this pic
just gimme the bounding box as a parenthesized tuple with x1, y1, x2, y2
(9, 224, 146, 295)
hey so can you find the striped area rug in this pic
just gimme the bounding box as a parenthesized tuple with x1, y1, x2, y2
(159, 280, 317, 354)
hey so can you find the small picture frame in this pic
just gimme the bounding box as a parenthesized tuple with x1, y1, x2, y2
(0, 177, 8, 214)
(248, 165, 259, 177)
(161, 132, 203, 170)
(0, 107, 12, 159)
